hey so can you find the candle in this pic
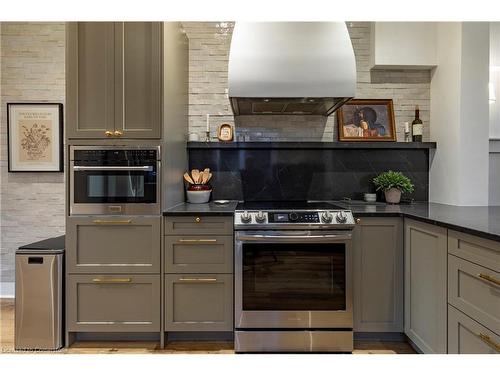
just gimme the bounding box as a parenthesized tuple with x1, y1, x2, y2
(404, 122, 410, 133)
(206, 114, 210, 132)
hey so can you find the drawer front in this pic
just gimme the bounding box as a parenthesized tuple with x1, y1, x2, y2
(448, 230, 500, 272)
(448, 305, 500, 354)
(165, 236, 233, 273)
(67, 274, 160, 332)
(165, 274, 233, 331)
(165, 216, 233, 236)
(448, 254, 500, 332)
(67, 216, 160, 273)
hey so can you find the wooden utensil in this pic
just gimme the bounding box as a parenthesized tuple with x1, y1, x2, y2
(191, 169, 200, 184)
(201, 169, 210, 184)
(207, 172, 212, 183)
(183, 172, 194, 185)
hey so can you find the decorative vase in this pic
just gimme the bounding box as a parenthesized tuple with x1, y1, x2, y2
(384, 188, 402, 204)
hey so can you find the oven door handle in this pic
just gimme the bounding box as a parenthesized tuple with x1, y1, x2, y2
(237, 234, 352, 242)
(73, 166, 153, 171)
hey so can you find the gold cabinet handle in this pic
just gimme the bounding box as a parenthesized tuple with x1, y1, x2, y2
(356, 218, 361, 224)
(105, 130, 114, 137)
(92, 278, 132, 283)
(114, 130, 123, 137)
(478, 273, 500, 287)
(478, 333, 500, 352)
(195, 217, 201, 223)
(178, 239, 217, 243)
(93, 219, 132, 224)
(178, 278, 217, 283)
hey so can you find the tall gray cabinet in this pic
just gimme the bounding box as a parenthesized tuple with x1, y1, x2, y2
(66, 22, 162, 139)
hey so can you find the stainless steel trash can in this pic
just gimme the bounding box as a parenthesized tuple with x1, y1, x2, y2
(15, 236, 64, 350)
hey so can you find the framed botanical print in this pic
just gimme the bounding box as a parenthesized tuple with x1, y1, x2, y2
(337, 99, 396, 141)
(7, 103, 63, 172)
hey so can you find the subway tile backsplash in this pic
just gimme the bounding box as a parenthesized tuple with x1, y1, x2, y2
(183, 21, 431, 142)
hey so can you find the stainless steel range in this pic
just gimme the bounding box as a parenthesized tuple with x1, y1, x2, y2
(234, 201, 356, 353)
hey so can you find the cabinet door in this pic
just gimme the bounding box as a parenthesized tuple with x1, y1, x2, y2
(66, 22, 115, 139)
(114, 22, 162, 139)
(404, 219, 448, 354)
(448, 305, 500, 354)
(67, 274, 160, 332)
(165, 274, 233, 331)
(66, 216, 161, 274)
(353, 217, 403, 332)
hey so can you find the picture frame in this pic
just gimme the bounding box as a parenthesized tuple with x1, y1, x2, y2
(7, 103, 64, 172)
(337, 99, 396, 142)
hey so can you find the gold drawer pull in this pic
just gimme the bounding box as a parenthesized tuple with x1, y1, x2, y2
(105, 130, 114, 137)
(195, 217, 201, 223)
(478, 273, 500, 287)
(178, 278, 217, 283)
(93, 219, 132, 224)
(478, 333, 500, 352)
(92, 278, 132, 283)
(178, 239, 217, 243)
(114, 130, 123, 137)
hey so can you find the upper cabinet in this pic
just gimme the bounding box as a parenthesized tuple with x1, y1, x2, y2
(370, 22, 438, 69)
(66, 22, 162, 139)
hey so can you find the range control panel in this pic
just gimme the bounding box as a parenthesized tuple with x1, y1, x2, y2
(234, 210, 356, 228)
(269, 212, 320, 223)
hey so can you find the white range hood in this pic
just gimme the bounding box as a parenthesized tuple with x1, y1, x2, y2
(228, 22, 356, 116)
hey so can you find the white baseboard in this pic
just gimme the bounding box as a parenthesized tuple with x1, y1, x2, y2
(0, 282, 15, 298)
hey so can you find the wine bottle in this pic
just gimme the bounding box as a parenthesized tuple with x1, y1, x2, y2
(412, 105, 423, 142)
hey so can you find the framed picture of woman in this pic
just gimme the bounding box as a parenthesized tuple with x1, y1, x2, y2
(337, 99, 396, 141)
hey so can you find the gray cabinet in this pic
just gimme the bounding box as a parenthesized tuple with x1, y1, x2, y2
(448, 305, 500, 354)
(404, 219, 448, 354)
(164, 215, 234, 333)
(165, 274, 233, 331)
(66, 22, 162, 139)
(165, 235, 233, 274)
(67, 274, 160, 332)
(66, 216, 161, 274)
(353, 217, 403, 333)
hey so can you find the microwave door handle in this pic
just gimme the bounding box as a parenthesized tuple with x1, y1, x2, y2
(237, 234, 352, 242)
(73, 166, 153, 171)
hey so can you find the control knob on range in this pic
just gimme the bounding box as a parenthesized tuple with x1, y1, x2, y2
(255, 211, 266, 223)
(240, 211, 252, 223)
(289, 212, 299, 221)
(336, 211, 348, 224)
(321, 211, 333, 223)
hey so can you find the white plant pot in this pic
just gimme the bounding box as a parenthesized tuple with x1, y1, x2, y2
(384, 188, 402, 204)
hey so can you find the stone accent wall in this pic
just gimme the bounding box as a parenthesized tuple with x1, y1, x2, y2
(183, 22, 431, 142)
(0, 22, 66, 283)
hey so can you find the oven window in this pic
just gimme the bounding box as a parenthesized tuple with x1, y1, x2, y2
(88, 175, 145, 198)
(73, 169, 156, 204)
(242, 243, 346, 311)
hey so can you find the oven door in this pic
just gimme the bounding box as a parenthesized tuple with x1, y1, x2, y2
(70, 163, 160, 215)
(235, 230, 353, 329)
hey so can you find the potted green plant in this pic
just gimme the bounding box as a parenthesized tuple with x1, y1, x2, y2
(373, 170, 414, 204)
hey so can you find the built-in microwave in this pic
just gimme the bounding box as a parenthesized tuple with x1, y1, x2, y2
(69, 146, 160, 215)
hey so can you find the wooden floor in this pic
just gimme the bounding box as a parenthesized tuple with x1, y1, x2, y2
(0, 299, 415, 354)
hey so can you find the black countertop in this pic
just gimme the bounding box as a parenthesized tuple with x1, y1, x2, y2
(17, 235, 65, 253)
(334, 201, 500, 242)
(163, 201, 239, 216)
(164, 201, 500, 242)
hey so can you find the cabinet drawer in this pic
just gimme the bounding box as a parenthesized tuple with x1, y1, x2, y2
(165, 274, 233, 331)
(448, 305, 500, 354)
(67, 274, 160, 332)
(165, 216, 233, 236)
(448, 230, 500, 272)
(67, 216, 160, 273)
(448, 254, 500, 332)
(165, 236, 233, 273)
